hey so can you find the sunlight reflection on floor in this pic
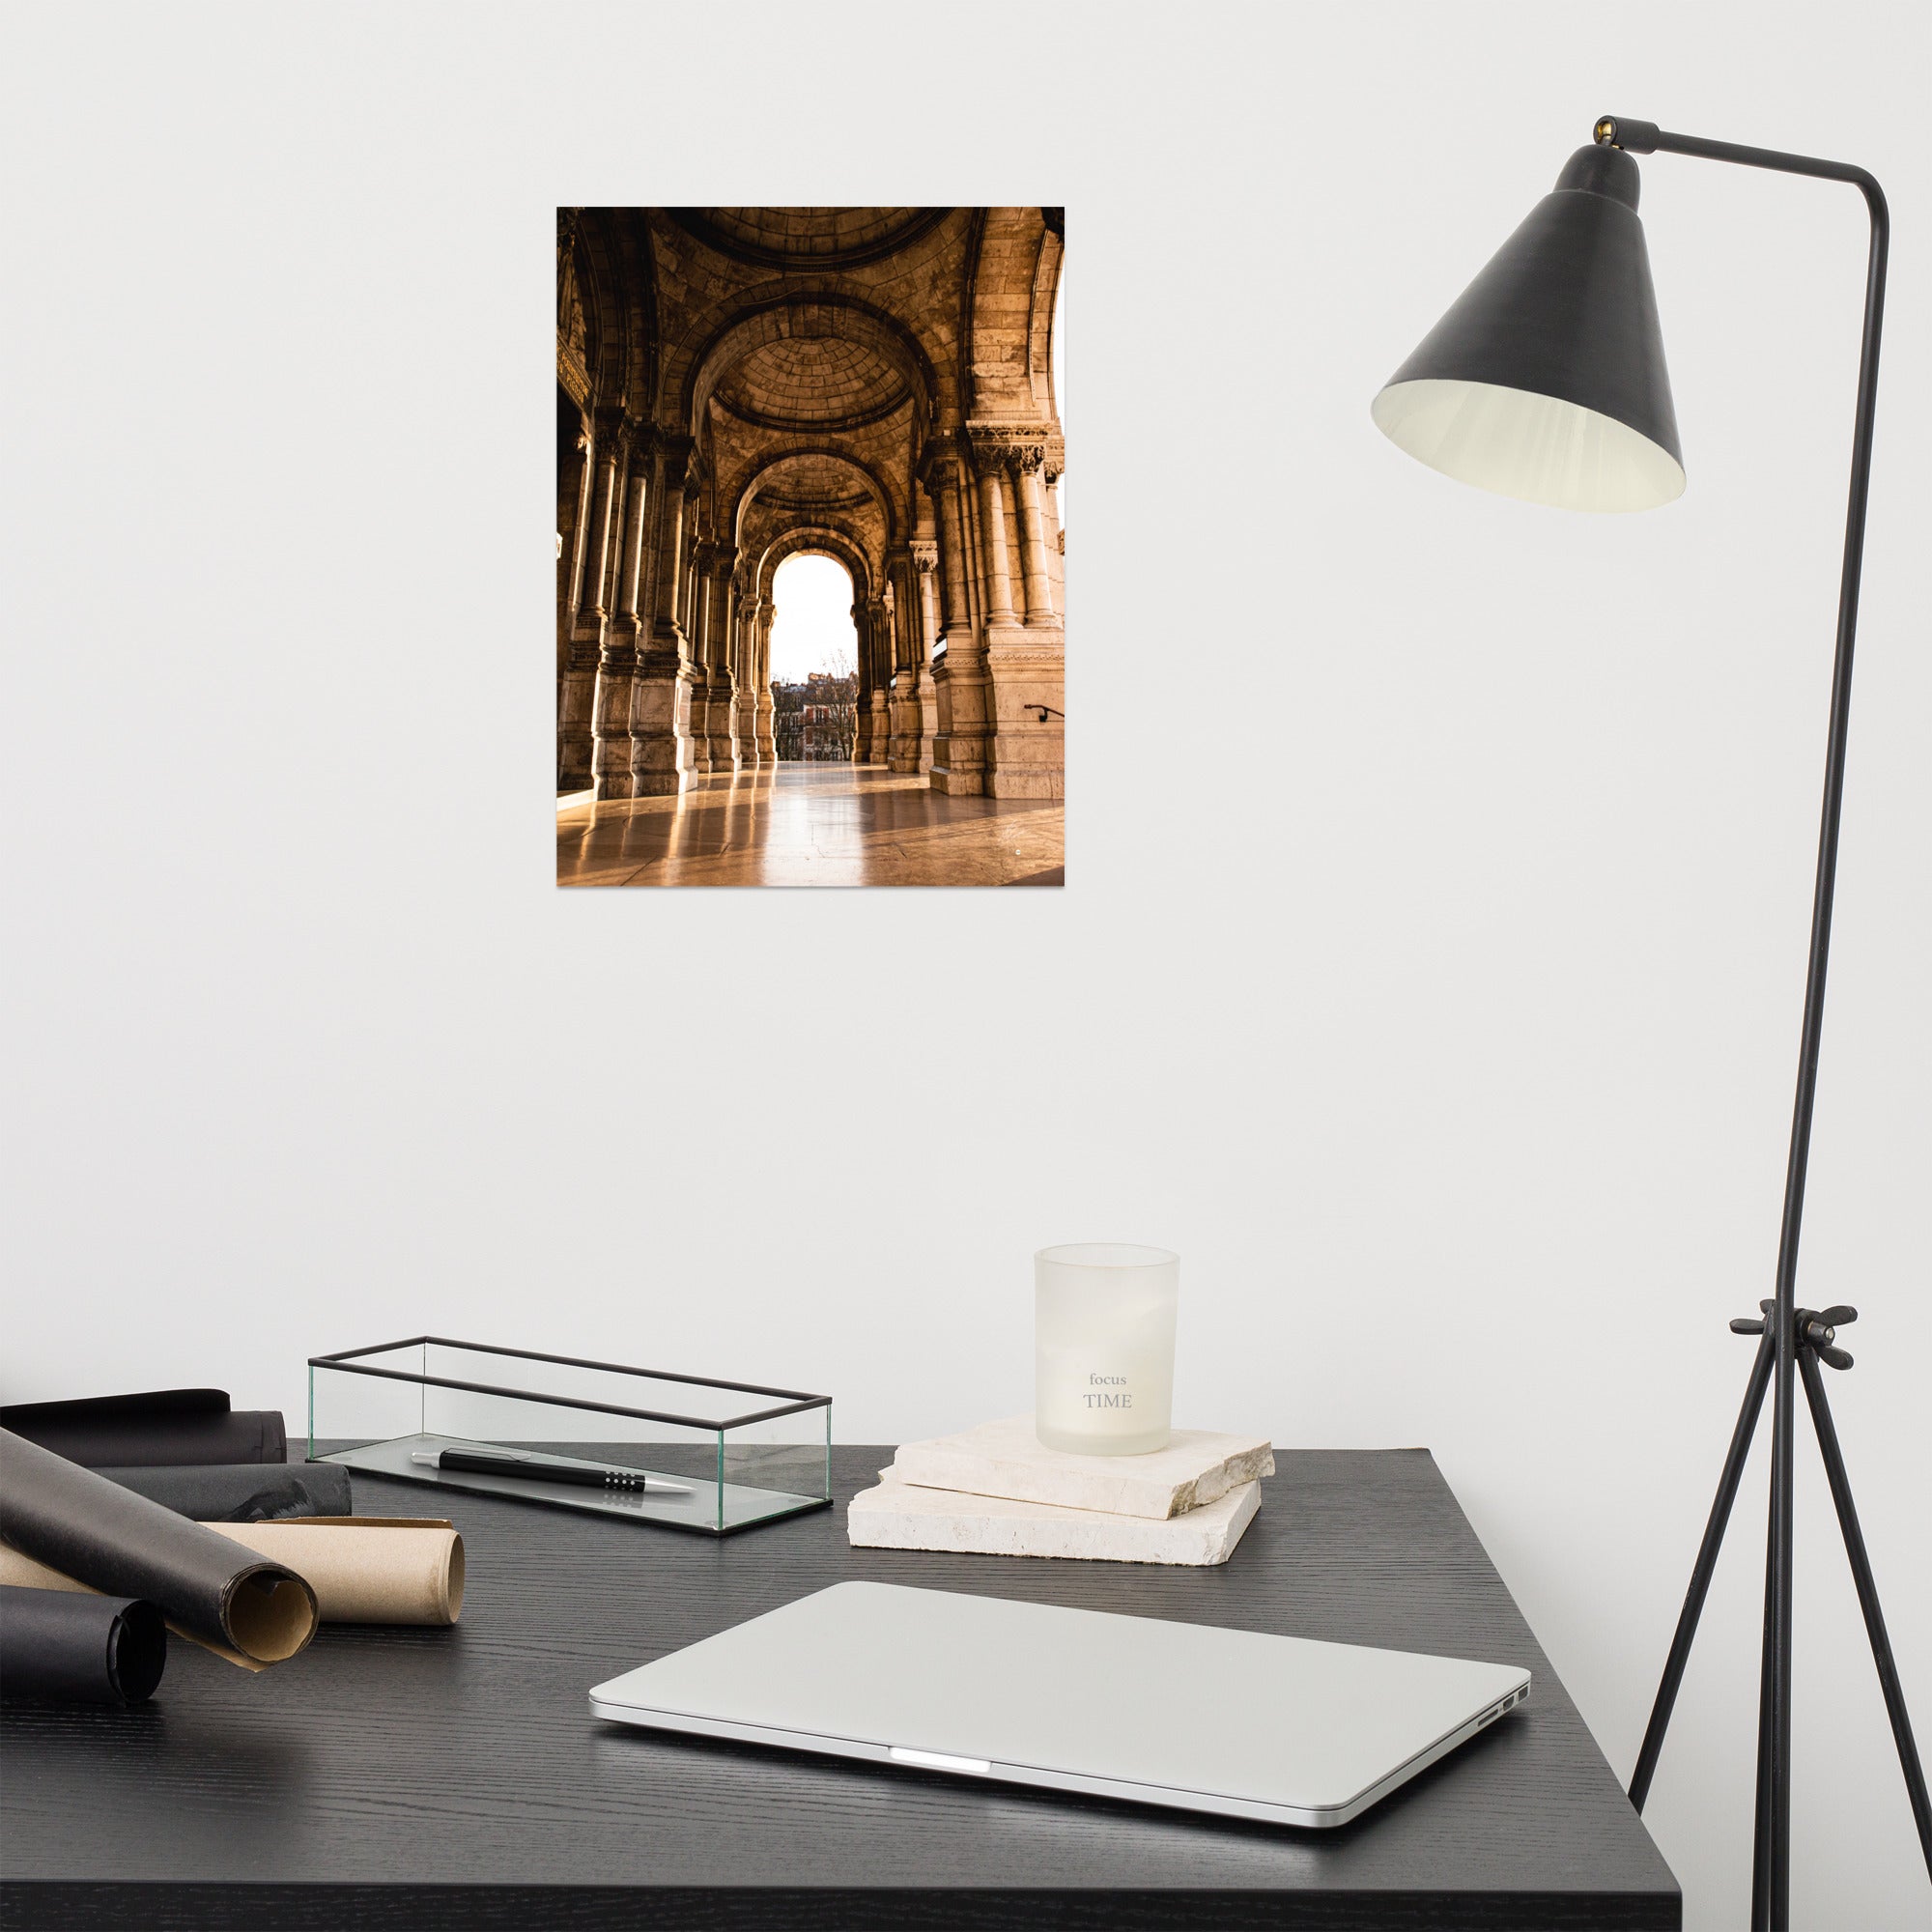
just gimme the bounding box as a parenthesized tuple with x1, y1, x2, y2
(557, 765, 1065, 888)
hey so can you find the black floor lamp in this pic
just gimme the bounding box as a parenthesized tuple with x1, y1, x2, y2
(1371, 116, 1930, 1932)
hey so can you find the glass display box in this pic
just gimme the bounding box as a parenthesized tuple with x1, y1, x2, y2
(308, 1337, 832, 1535)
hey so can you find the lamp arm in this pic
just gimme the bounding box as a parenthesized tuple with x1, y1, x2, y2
(1598, 114, 1890, 1932)
(1595, 115, 1884, 205)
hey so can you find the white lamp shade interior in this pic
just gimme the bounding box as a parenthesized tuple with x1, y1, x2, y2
(1373, 377, 1686, 514)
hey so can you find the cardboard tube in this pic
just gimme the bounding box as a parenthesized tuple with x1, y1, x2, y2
(0, 1543, 283, 1672)
(200, 1520, 465, 1626)
(0, 1430, 316, 1669)
(1, 1520, 465, 1634)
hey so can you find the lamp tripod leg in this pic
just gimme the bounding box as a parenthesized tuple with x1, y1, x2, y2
(1752, 1447, 1783, 1931)
(1797, 1349, 1932, 1876)
(1630, 1326, 1776, 1810)
(1764, 1301, 1799, 1932)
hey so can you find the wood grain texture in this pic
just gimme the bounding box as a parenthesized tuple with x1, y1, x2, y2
(0, 1448, 1679, 1931)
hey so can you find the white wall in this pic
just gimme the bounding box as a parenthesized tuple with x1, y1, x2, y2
(4, 5, 1927, 1925)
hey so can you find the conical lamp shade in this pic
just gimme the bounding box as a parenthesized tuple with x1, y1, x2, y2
(1373, 145, 1684, 512)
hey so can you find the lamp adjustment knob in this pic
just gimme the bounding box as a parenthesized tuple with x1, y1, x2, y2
(1595, 115, 1662, 155)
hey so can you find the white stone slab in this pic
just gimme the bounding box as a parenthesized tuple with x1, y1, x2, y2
(889, 1415, 1274, 1520)
(847, 1467, 1262, 1566)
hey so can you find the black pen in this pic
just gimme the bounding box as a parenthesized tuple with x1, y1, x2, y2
(411, 1446, 690, 1495)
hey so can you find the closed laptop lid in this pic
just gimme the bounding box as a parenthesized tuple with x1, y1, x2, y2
(590, 1580, 1529, 1821)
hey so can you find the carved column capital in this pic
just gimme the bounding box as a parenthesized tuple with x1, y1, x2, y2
(708, 543, 739, 582)
(911, 539, 939, 575)
(590, 407, 630, 461)
(918, 431, 968, 497)
(966, 438, 1013, 480)
(657, 433, 696, 492)
(966, 422, 1065, 481)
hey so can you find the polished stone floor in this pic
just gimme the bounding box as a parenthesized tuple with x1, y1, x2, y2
(556, 764, 1065, 888)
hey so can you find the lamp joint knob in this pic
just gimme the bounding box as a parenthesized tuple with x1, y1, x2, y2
(1595, 115, 1661, 155)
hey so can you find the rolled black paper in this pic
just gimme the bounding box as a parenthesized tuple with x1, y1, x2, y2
(0, 1430, 317, 1668)
(0, 1390, 286, 1467)
(96, 1462, 353, 1522)
(0, 1585, 166, 1705)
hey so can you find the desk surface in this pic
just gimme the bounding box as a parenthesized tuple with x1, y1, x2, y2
(2, 1446, 1679, 1931)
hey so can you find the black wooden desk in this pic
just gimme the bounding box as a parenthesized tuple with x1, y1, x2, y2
(2, 1447, 1679, 1930)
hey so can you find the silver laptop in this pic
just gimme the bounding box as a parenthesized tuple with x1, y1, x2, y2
(589, 1581, 1530, 1828)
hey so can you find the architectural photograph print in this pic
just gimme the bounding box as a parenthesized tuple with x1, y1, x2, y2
(556, 207, 1066, 888)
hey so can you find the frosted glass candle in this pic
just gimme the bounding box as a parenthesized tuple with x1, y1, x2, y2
(1034, 1243, 1179, 1456)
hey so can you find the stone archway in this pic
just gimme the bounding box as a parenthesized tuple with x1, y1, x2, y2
(766, 553, 860, 762)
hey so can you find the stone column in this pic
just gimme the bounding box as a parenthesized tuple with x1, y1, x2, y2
(1012, 450, 1056, 624)
(565, 428, 596, 619)
(629, 433, 696, 796)
(754, 602, 777, 760)
(594, 437, 650, 799)
(934, 453, 974, 641)
(687, 544, 718, 776)
(921, 445, 988, 795)
(850, 603, 873, 763)
(905, 539, 940, 774)
(885, 567, 913, 772)
(556, 419, 590, 761)
(706, 546, 739, 772)
(732, 590, 762, 767)
(683, 526, 700, 668)
(674, 467, 703, 782)
(864, 596, 891, 764)
(977, 458, 1019, 627)
(967, 429, 1065, 801)
(559, 421, 622, 792)
(1044, 460, 1066, 612)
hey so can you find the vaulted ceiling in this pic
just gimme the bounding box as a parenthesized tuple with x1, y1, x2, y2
(560, 206, 1063, 605)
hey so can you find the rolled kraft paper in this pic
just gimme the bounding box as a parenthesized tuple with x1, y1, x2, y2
(0, 1430, 316, 1670)
(0, 1390, 286, 1467)
(0, 1543, 309, 1675)
(0, 1547, 264, 1672)
(98, 1463, 354, 1522)
(0, 1584, 167, 1706)
(202, 1520, 466, 1625)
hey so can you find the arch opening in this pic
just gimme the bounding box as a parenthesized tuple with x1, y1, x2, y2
(769, 554, 858, 762)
